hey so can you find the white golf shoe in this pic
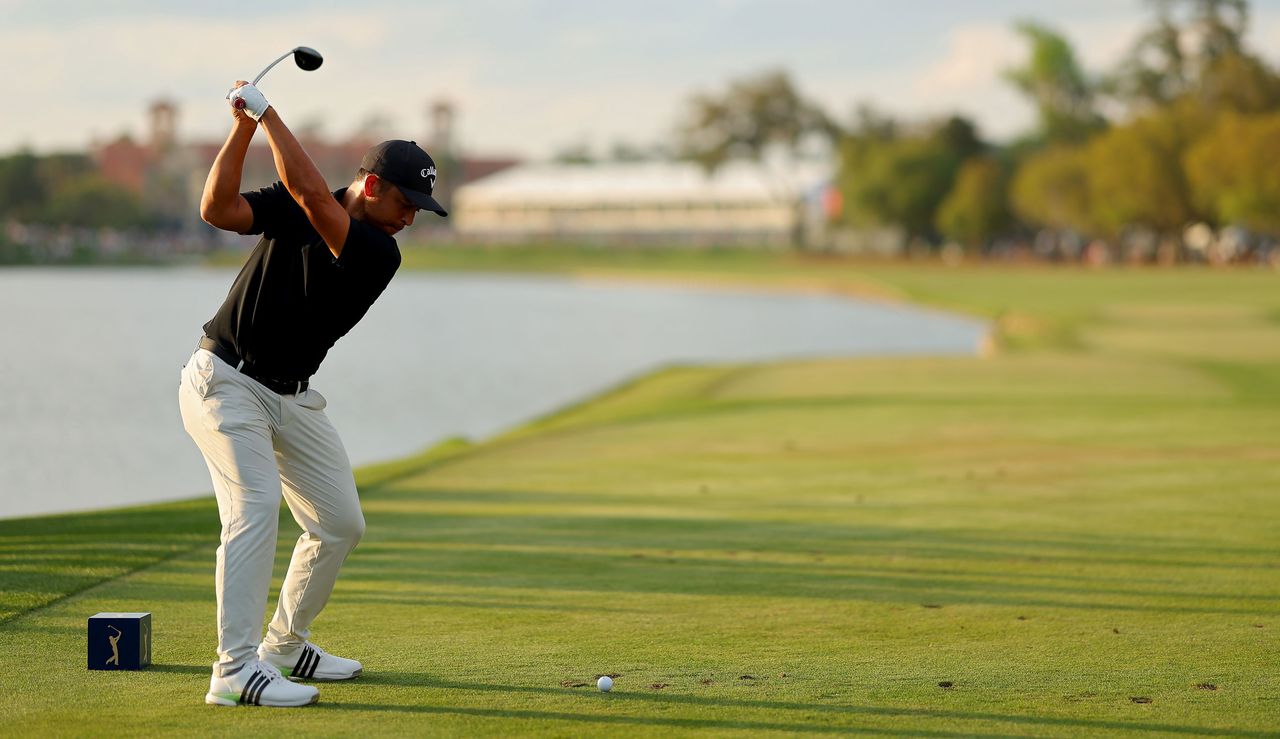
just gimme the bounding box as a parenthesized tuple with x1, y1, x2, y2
(205, 660, 319, 707)
(258, 640, 363, 681)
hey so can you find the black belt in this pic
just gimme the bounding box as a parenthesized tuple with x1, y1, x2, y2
(198, 336, 309, 396)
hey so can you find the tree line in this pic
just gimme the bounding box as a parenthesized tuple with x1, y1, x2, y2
(0, 151, 156, 230)
(677, 0, 1280, 258)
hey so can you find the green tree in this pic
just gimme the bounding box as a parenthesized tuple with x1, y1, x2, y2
(1083, 102, 1210, 235)
(836, 105, 898, 225)
(1184, 0, 1249, 63)
(1185, 111, 1280, 232)
(677, 70, 839, 171)
(1110, 0, 1253, 108)
(936, 156, 1013, 247)
(0, 151, 45, 220)
(1198, 50, 1280, 113)
(0, 151, 97, 222)
(1004, 21, 1106, 144)
(839, 116, 984, 242)
(39, 174, 150, 229)
(1010, 146, 1094, 232)
(36, 153, 95, 189)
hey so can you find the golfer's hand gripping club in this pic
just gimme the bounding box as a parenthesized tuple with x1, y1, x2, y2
(225, 47, 320, 122)
(227, 81, 270, 121)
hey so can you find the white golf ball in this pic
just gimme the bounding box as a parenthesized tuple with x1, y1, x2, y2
(597, 676, 613, 692)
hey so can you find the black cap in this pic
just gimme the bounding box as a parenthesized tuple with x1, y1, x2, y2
(361, 140, 448, 216)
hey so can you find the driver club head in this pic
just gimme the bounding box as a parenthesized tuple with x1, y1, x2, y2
(292, 47, 323, 71)
(248, 46, 325, 86)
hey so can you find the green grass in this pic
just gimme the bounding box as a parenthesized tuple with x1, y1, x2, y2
(3, 255, 1280, 736)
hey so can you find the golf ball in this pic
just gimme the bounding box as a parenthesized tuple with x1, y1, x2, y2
(597, 676, 613, 692)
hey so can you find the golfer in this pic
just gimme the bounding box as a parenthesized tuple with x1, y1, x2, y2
(179, 80, 446, 707)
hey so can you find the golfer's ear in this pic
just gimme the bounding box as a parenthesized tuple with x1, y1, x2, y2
(362, 174, 381, 198)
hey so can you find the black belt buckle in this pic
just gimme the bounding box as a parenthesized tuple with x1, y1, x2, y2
(197, 336, 309, 395)
(255, 374, 309, 396)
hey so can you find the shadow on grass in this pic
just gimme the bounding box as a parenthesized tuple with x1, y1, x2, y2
(0, 500, 220, 624)
(361, 489, 1279, 567)
(316, 700, 1021, 737)
(146, 663, 210, 676)
(333, 505, 1279, 617)
(331, 672, 1267, 738)
(334, 592, 641, 614)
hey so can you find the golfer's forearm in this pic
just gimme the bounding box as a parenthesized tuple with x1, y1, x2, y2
(200, 120, 256, 221)
(259, 108, 331, 207)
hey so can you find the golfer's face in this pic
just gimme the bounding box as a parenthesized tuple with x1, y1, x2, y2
(371, 184, 418, 235)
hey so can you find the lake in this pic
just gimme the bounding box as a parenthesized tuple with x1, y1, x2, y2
(0, 268, 986, 519)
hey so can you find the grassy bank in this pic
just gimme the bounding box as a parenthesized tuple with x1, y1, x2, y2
(2, 258, 1278, 736)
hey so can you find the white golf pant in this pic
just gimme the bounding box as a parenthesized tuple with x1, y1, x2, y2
(178, 348, 364, 676)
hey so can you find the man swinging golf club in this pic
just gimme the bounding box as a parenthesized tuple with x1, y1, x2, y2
(180, 73, 446, 707)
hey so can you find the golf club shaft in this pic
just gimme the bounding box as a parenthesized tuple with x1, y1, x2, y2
(233, 46, 321, 110)
(233, 50, 293, 109)
(251, 51, 295, 86)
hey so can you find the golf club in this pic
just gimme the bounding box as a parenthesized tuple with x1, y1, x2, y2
(232, 46, 323, 109)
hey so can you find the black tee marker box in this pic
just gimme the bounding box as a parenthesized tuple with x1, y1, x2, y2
(88, 612, 151, 670)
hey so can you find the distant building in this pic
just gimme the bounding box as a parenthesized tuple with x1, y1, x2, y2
(93, 99, 182, 197)
(95, 134, 150, 194)
(92, 99, 519, 233)
(452, 160, 833, 247)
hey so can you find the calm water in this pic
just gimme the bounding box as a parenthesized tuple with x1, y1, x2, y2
(0, 268, 985, 519)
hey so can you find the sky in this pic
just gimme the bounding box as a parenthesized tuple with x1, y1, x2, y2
(5, 0, 1280, 160)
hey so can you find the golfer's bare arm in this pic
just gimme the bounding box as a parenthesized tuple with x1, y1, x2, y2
(258, 107, 350, 259)
(199, 114, 257, 234)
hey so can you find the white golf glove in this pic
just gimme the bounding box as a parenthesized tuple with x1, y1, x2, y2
(227, 83, 270, 121)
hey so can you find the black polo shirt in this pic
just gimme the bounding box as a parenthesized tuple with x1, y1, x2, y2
(202, 181, 401, 380)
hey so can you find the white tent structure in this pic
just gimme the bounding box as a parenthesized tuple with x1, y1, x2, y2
(451, 159, 832, 246)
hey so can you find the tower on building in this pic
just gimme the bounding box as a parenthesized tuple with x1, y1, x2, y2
(428, 100, 454, 156)
(149, 99, 178, 155)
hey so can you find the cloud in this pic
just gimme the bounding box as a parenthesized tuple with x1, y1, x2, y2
(892, 23, 1031, 139)
(2, 11, 377, 132)
(1061, 17, 1143, 70)
(1249, 8, 1280, 64)
(871, 17, 1143, 141)
(913, 23, 1024, 98)
(0, 7, 480, 150)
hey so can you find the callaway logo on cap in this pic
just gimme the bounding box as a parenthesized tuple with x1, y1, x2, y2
(361, 140, 448, 216)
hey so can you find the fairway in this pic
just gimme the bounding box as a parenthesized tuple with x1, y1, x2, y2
(2, 263, 1278, 736)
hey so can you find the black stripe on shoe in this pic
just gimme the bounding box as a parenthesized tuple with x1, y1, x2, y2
(241, 673, 265, 705)
(293, 647, 310, 678)
(250, 671, 271, 705)
(299, 646, 318, 679)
